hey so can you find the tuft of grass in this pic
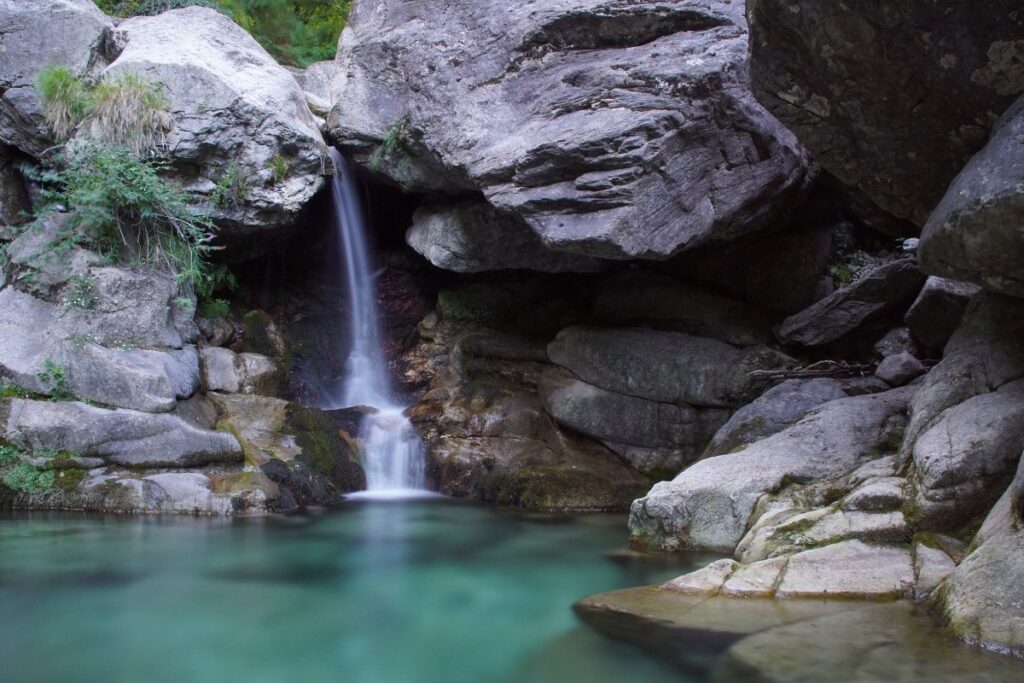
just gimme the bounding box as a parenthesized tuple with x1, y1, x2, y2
(37, 66, 90, 141)
(199, 298, 231, 320)
(211, 164, 251, 209)
(268, 154, 289, 185)
(0, 383, 34, 399)
(0, 445, 21, 467)
(88, 72, 170, 155)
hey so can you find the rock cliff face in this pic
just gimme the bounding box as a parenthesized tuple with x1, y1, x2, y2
(329, 0, 811, 264)
(747, 0, 1024, 228)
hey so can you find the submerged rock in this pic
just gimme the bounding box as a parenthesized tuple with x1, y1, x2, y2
(711, 602, 1024, 683)
(747, 0, 1024, 226)
(330, 0, 810, 264)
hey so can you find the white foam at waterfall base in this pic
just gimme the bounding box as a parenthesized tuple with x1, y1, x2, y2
(323, 148, 429, 495)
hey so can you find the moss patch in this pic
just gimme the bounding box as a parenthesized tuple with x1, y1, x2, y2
(284, 403, 365, 493)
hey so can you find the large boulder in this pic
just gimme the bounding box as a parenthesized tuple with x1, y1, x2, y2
(406, 201, 602, 273)
(910, 378, 1024, 531)
(901, 292, 1024, 453)
(539, 368, 729, 477)
(0, 0, 113, 157)
(330, 0, 811, 263)
(747, 0, 1024, 226)
(629, 387, 913, 552)
(919, 96, 1024, 298)
(1, 398, 242, 468)
(0, 286, 199, 412)
(548, 326, 795, 409)
(932, 462, 1024, 658)
(101, 7, 329, 236)
(776, 258, 926, 347)
(703, 377, 885, 457)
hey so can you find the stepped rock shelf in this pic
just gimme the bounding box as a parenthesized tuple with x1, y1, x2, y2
(2, 0, 1024, 679)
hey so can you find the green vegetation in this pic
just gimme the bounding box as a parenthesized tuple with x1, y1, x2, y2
(36, 67, 169, 153)
(96, 0, 351, 68)
(199, 298, 232, 320)
(89, 73, 170, 155)
(0, 383, 34, 399)
(437, 284, 514, 324)
(2, 462, 56, 495)
(0, 445, 20, 467)
(37, 66, 90, 141)
(36, 359, 72, 401)
(268, 154, 290, 185)
(31, 142, 228, 300)
(62, 275, 98, 310)
(211, 164, 251, 209)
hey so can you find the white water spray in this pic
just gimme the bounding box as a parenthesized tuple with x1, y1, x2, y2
(325, 148, 427, 495)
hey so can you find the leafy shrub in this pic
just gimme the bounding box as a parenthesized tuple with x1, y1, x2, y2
(0, 445, 21, 467)
(88, 72, 170, 155)
(37, 66, 90, 141)
(97, 0, 350, 68)
(2, 462, 56, 495)
(36, 142, 221, 299)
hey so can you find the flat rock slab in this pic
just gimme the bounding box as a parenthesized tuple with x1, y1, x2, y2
(711, 602, 1024, 683)
(574, 585, 856, 668)
(2, 398, 242, 468)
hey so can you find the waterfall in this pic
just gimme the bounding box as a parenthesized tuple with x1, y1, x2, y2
(325, 148, 427, 494)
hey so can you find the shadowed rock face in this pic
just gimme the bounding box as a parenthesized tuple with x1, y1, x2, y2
(330, 0, 811, 265)
(747, 0, 1024, 227)
(919, 96, 1024, 298)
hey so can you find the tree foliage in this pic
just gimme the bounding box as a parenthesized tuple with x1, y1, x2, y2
(96, 0, 351, 67)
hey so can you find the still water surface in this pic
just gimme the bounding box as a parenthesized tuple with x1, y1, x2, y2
(0, 498, 711, 683)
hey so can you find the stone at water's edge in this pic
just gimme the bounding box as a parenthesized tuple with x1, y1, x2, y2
(629, 388, 913, 552)
(330, 0, 811, 265)
(573, 585, 859, 668)
(710, 603, 1024, 682)
(747, 0, 1024, 228)
(919, 95, 1024, 298)
(932, 461, 1024, 658)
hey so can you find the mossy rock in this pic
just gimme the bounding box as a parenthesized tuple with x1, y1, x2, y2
(242, 309, 291, 367)
(284, 403, 366, 494)
(478, 465, 647, 513)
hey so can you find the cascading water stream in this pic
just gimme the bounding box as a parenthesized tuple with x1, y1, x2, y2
(324, 148, 427, 494)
